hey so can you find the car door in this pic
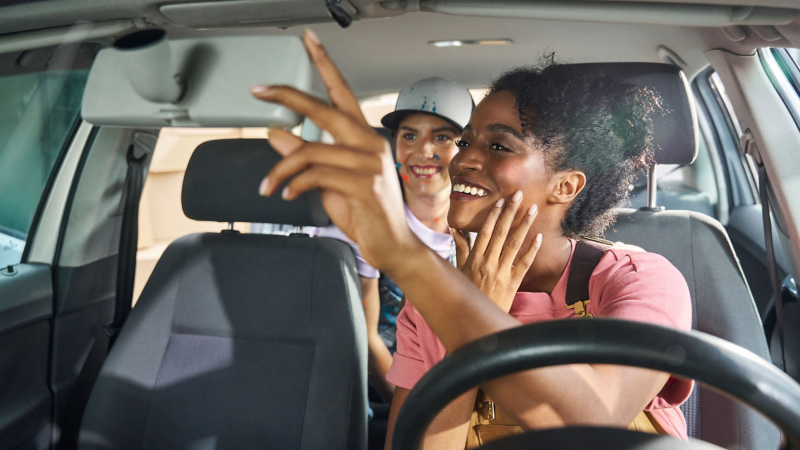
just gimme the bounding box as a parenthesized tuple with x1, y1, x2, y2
(0, 43, 95, 449)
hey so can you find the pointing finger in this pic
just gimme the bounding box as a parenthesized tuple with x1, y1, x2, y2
(302, 29, 370, 128)
(260, 141, 380, 196)
(250, 85, 383, 152)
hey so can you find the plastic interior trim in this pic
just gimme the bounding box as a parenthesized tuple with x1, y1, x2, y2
(27, 122, 94, 265)
(421, 1, 799, 27)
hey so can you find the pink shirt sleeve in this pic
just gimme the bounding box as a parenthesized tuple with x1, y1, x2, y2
(386, 303, 428, 389)
(591, 248, 692, 331)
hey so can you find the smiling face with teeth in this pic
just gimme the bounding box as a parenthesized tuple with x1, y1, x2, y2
(448, 91, 584, 236)
(395, 113, 461, 198)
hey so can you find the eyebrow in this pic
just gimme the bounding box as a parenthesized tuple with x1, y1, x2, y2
(487, 123, 525, 141)
(399, 125, 419, 133)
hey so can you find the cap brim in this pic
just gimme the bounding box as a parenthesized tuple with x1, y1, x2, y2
(380, 110, 465, 133)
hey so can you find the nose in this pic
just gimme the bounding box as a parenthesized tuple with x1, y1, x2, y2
(418, 138, 436, 160)
(450, 144, 483, 175)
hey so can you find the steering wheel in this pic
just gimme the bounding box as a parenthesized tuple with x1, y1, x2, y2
(392, 319, 800, 450)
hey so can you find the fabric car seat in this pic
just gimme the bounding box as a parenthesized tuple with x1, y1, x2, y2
(576, 63, 780, 449)
(78, 139, 367, 450)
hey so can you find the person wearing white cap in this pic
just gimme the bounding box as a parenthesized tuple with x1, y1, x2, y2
(312, 77, 474, 405)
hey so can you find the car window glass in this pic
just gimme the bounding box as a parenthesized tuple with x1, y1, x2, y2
(0, 69, 89, 266)
(776, 48, 800, 98)
(766, 48, 800, 129)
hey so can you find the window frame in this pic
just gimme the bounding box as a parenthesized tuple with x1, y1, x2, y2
(17, 115, 85, 263)
(692, 67, 759, 210)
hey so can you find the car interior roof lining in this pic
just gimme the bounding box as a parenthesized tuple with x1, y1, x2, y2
(1, 1, 800, 97)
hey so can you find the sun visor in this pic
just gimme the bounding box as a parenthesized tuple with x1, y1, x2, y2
(82, 32, 310, 128)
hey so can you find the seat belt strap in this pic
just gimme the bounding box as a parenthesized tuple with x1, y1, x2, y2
(565, 238, 613, 317)
(758, 163, 786, 368)
(106, 144, 147, 348)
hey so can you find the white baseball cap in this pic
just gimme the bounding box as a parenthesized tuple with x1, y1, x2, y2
(381, 77, 474, 132)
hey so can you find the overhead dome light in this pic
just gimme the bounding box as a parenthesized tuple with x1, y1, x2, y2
(430, 39, 512, 47)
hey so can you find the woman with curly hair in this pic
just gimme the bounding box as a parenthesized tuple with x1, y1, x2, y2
(253, 30, 692, 449)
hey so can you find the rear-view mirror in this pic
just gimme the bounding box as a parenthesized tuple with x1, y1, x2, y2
(82, 32, 310, 128)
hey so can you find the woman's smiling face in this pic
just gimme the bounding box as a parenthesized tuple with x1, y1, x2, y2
(448, 90, 552, 232)
(395, 113, 461, 197)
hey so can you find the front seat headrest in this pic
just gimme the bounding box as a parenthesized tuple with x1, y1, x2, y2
(560, 63, 698, 166)
(182, 139, 330, 227)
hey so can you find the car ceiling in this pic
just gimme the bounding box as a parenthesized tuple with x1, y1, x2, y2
(2, 0, 800, 98)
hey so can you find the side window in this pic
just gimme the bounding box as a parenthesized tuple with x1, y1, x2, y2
(0, 69, 89, 266)
(763, 48, 800, 128)
(691, 67, 762, 224)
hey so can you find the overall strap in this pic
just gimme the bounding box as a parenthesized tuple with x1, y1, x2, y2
(565, 237, 613, 317)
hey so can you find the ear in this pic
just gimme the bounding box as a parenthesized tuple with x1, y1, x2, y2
(548, 170, 586, 205)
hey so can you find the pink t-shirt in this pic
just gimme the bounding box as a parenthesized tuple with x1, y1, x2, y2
(386, 239, 694, 438)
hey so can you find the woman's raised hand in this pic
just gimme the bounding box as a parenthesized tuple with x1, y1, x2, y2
(451, 191, 543, 312)
(252, 30, 419, 272)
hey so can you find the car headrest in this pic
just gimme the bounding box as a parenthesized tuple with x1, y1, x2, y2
(560, 63, 698, 165)
(182, 139, 330, 227)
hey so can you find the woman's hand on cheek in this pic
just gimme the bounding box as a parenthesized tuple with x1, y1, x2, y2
(251, 30, 419, 272)
(451, 191, 543, 312)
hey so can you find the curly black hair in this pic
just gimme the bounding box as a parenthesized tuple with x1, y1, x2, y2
(488, 63, 662, 238)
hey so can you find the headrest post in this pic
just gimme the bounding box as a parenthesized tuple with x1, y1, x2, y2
(227, 222, 234, 231)
(646, 163, 658, 209)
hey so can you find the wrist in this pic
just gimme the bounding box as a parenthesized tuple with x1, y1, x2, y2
(380, 237, 430, 281)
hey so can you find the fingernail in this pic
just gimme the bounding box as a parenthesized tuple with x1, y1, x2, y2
(512, 190, 523, 202)
(527, 204, 538, 216)
(250, 85, 274, 96)
(536, 233, 543, 243)
(495, 198, 505, 208)
(282, 186, 290, 200)
(305, 28, 321, 45)
(259, 177, 270, 196)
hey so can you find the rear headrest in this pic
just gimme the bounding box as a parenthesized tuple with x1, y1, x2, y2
(561, 63, 698, 165)
(182, 139, 330, 227)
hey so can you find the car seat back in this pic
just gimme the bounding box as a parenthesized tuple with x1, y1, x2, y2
(79, 139, 367, 450)
(606, 209, 779, 448)
(574, 62, 780, 449)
